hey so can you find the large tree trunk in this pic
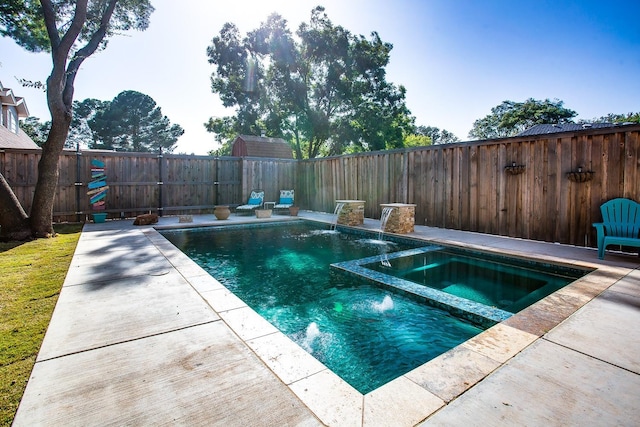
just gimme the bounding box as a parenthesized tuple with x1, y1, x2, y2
(29, 113, 73, 237)
(0, 112, 71, 240)
(0, 172, 32, 241)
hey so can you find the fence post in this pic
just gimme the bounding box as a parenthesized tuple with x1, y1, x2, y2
(214, 155, 219, 205)
(157, 148, 164, 217)
(75, 145, 82, 222)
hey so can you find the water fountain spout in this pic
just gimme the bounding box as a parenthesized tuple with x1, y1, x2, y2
(378, 206, 394, 266)
(331, 202, 345, 230)
(378, 207, 394, 240)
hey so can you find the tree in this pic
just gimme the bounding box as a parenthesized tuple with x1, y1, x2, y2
(89, 91, 183, 152)
(415, 125, 460, 145)
(581, 112, 640, 124)
(206, 7, 413, 158)
(469, 98, 577, 140)
(20, 116, 50, 147)
(68, 98, 107, 149)
(27, 92, 184, 152)
(22, 114, 84, 149)
(403, 133, 432, 148)
(0, 0, 153, 241)
(204, 116, 240, 156)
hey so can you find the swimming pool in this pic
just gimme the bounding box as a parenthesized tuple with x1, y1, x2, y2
(160, 221, 586, 393)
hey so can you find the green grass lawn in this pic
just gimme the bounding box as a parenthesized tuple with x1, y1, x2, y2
(0, 224, 82, 426)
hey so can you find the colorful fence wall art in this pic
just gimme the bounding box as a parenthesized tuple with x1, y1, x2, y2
(88, 159, 109, 221)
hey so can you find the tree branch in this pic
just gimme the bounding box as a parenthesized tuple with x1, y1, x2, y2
(56, 0, 89, 58)
(42, 0, 88, 115)
(0, 171, 31, 241)
(63, 0, 118, 106)
(39, 0, 60, 50)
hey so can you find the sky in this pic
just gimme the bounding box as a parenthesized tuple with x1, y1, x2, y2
(1, 0, 639, 155)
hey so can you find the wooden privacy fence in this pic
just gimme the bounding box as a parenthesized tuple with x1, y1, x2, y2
(1, 124, 639, 247)
(0, 149, 296, 222)
(297, 125, 640, 247)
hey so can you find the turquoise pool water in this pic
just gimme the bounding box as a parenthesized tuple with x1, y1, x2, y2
(160, 222, 483, 393)
(363, 247, 586, 314)
(161, 221, 588, 393)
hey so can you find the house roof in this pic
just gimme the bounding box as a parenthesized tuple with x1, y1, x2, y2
(0, 79, 38, 148)
(231, 135, 294, 159)
(0, 81, 30, 117)
(0, 125, 39, 149)
(517, 122, 617, 137)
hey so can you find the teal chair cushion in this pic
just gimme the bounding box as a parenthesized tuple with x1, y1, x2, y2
(248, 191, 264, 205)
(279, 190, 294, 205)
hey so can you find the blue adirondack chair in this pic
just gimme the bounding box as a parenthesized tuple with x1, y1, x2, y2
(592, 198, 640, 259)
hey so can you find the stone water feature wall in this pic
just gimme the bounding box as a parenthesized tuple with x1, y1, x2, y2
(380, 203, 416, 234)
(336, 200, 365, 226)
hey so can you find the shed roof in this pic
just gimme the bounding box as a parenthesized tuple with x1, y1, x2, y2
(231, 135, 293, 159)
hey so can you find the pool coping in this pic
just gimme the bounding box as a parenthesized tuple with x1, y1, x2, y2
(150, 214, 636, 426)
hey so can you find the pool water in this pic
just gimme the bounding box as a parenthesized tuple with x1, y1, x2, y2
(161, 222, 483, 393)
(364, 248, 585, 314)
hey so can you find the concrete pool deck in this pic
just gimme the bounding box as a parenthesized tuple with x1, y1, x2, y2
(12, 211, 640, 426)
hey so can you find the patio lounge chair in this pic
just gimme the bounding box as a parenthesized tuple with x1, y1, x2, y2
(592, 198, 640, 259)
(236, 190, 264, 214)
(274, 189, 294, 214)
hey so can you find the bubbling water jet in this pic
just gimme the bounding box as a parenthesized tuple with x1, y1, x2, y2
(372, 295, 394, 312)
(302, 322, 321, 351)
